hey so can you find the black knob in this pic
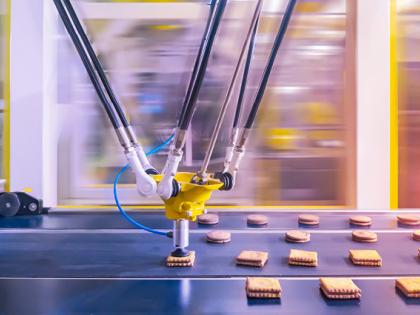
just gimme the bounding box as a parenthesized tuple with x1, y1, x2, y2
(0, 193, 21, 217)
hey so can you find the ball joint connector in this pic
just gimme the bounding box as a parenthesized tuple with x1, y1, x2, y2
(214, 172, 234, 191)
(188, 172, 232, 191)
(171, 179, 181, 198)
(146, 168, 159, 175)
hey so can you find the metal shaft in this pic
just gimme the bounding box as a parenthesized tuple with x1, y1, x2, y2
(63, 0, 143, 147)
(168, 0, 227, 159)
(232, 1, 260, 131)
(173, 220, 189, 250)
(244, 0, 297, 129)
(197, 0, 263, 180)
(177, 1, 217, 127)
(177, 0, 227, 131)
(53, 0, 121, 130)
(62, 0, 131, 129)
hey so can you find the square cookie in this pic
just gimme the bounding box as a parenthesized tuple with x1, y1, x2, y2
(166, 251, 196, 267)
(349, 249, 382, 267)
(396, 278, 420, 298)
(288, 249, 318, 267)
(236, 251, 269, 267)
(320, 278, 361, 299)
(246, 277, 281, 299)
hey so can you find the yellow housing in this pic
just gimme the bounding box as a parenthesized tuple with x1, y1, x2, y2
(153, 172, 223, 221)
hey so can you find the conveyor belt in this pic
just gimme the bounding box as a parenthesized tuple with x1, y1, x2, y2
(0, 231, 418, 278)
(1, 210, 419, 230)
(0, 278, 418, 314)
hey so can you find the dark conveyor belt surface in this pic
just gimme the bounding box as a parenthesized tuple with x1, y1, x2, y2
(1, 210, 419, 230)
(0, 231, 418, 278)
(0, 278, 418, 315)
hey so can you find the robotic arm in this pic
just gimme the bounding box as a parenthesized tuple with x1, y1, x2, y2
(54, 0, 297, 258)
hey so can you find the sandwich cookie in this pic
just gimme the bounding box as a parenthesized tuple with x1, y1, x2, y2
(298, 214, 320, 226)
(166, 251, 196, 267)
(247, 214, 269, 226)
(246, 277, 282, 299)
(397, 215, 420, 226)
(285, 230, 310, 243)
(320, 278, 361, 300)
(236, 250, 268, 268)
(352, 230, 378, 243)
(349, 215, 372, 227)
(206, 230, 231, 244)
(288, 249, 318, 267)
(197, 213, 219, 225)
(396, 278, 420, 298)
(349, 249, 382, 267)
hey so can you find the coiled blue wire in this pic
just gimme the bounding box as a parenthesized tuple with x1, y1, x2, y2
(113, 134, 174, 237)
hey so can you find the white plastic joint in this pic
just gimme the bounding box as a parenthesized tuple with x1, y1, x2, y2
(126, 149, 157, 197)
(226, 147, 245, 188)
(223, 146, 235, 172)
(157, 150, 183, 200)
(135, 145, 155, 171)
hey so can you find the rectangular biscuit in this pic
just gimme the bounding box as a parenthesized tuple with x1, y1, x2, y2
(289, 249, 318, 263)
(246, 277, 281, 293)
(320, 286, 361, 300)
(246, 277, 281, 299)
(349, 250, 382, 262)
(166, 251, 195, 267)
(349, 250, 382, 267)
(320, 278, 361, 294)
(396, 278, 420, 295)
(236, 251, 268, 267)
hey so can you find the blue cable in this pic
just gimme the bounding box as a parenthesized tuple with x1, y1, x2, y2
(113, 134, 174, 237)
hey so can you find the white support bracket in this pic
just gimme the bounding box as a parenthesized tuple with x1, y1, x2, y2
(356, 0, 391, 209)
(9, 0, 58, 207)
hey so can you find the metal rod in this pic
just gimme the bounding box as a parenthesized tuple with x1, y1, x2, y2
(196, 0, 263, 180)
(177, 0, 227, 131)
(244, 0, 297, 129)
(173, 219, 189, 251)
(53, 0, 121, 129)
(177, 1, 217, 127)
(62, 0, 143, 145)
(232, 3, 260, 130)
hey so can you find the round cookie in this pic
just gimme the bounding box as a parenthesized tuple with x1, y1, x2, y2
(413, 230, 420, 241)
(285, 230, 310, 243)
(298, 214, 320, 226)
(397, 215, 420, 226)
(349, 215, 372, 226)
(198, 213, 219, 225)
(247, 214, 269, 226)
(206, 230, 231, 244)
(352, 230, 378, 243)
